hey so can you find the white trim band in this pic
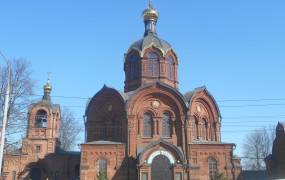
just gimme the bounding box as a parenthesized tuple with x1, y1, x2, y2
(147, 150, 175, 164)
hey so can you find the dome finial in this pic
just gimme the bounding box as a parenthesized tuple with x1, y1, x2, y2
(142, 0, 159, 36)
(43, 72, 52, 101)
(47, 72, 51, 84)
(148, 0, 152, 8)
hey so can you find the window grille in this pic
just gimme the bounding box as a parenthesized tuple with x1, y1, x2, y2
(167, 56, 175, 80)
(209, 157, 218, 180)
(129, 54, 140, 80)
(175, 173, 182, 180)
(98, 158, 108, 178)
(162, 113, 172, 137)
(213, 122, 217, 141)
(143, 113, 153, 137)
(203, 119, 208, 140)
(193, 119, 199, 139)
(35, 145, 41, 153)
(141, 172, 148, 180)
(147, 52, 159, 77)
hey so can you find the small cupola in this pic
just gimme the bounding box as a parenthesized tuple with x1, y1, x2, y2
(143, 2, 159, 36)
(43, 77, 52, 102)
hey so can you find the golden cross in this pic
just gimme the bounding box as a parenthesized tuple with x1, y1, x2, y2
(148, 0, 153, 8)
(47, 72, 51, 84)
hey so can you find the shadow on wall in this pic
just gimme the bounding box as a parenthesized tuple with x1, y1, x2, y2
(19, 152, 80, 180)
(112, 157, 136, 180)
(241, 170, 269, 180)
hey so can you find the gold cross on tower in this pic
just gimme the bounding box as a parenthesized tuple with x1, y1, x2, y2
(47, 72, 51, 84)
(148, 0, 153, 8)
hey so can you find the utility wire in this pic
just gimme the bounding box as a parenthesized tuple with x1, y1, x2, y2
(7, 128, 274, 134)
(238, 157, 267, 160)
(0, 92, 90, 100)
(217, 98, 285, 102)
(222, 115, 285, 119)
(59, 103, 285, 109)
(220, 103, 285, 108)
(2, 92, 285, 103)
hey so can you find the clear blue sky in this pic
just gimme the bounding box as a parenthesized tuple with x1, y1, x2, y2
(1, 0, 285, 157)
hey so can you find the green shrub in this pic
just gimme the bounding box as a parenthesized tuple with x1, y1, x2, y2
(96, 171, 108, 180)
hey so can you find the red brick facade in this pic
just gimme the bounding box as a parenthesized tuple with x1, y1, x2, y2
(80, 3, 242, 180)
(82, 83, 241, 180)
(2, 3, 242, 180)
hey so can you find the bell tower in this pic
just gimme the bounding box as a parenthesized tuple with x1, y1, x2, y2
(22, 79, 61, 157)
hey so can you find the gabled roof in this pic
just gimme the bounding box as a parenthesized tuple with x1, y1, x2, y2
(28, 100, 60, 114)
(184, 86, 221, 118)
(85, 83, 222, 120)
(126, 81, 188, 113)
(128, 81, 186, 103)
(85, 85, 129, 115)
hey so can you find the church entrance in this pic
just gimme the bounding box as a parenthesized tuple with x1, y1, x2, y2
(138, 143, 185, 180)
(151, 155, 173, 180)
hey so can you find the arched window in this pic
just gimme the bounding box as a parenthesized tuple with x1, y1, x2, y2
(35, 110, 47, 128)
(166, 56, 175, 80)
(162, 113, 172, 137)
(143, 113, 153, 137)
(213, 122, 217, 141)
(97, 158, 108, 179)
(192, 121, 196, 140)
(128, 53, 140, 80)
(141, 172, 148, 180)
(203, 119, 208, 140)
(208, 157, 218, 180)
(147, 52, 159, 77)
(193, 118, 199, 139)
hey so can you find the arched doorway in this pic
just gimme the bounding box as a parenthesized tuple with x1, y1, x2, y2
(151, 155, 173, 180)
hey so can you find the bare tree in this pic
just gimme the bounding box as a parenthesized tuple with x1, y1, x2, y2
(59, 108, 83, 151)
(243, 127, 275, 170)
(0, 59, 35, 144)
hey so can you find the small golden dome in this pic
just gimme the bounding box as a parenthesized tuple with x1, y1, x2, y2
(44, 83, 52, 93)
(143, 6, 159, 22)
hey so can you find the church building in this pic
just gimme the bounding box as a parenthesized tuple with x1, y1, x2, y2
(2, 2, 242, 180)
(80, 3, 241, 180)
